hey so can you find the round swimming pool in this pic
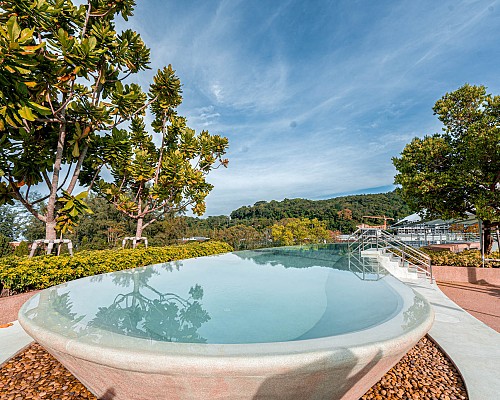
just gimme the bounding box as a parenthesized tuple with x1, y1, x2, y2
(19, 245, 434, 400)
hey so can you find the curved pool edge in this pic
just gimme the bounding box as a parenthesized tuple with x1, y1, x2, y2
(18, 293, 434, 400)
(17, 245, 436, 400)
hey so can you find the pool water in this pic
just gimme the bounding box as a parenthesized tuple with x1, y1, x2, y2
(22, 245, 418, 345)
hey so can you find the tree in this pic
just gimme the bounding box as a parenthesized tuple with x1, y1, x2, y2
(67, 194, 132, 249)
(0, 234, 12, 257)
(89, 66, 228, 240)
(271, 218, 330, 246)
(0, 205, 16, 239)
(393, 84, 500, 253)
(0, 1, 157, 240)
(212, 224, 263, 250)
(0, 197, 38, 240)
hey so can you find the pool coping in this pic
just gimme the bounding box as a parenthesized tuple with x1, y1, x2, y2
(1, 270, 499, 399)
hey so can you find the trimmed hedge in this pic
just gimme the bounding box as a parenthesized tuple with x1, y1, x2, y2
(0, 241, 233, 294)
(421, 249, 500, 268)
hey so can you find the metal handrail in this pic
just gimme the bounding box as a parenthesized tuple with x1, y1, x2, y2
(347, 252, 385, 281)
(379, 230, 431, 261)
(347, 228, 433, 282)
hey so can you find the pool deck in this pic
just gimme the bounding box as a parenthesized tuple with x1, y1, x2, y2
(1, 276, 500, 399)
(399, 275, 500, 400)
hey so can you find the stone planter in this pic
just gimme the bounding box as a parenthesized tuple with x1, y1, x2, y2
(432, 265, 500, 285)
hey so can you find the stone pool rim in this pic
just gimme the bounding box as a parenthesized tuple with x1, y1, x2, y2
(18, 249, 434, 374)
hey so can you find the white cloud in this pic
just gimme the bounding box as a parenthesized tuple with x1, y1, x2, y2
(120, 0, 500, 216)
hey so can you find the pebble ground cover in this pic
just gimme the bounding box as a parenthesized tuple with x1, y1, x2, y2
(0, 336, 467, 400)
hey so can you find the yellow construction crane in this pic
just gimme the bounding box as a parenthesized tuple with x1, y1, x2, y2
(362, 215, 395, 230)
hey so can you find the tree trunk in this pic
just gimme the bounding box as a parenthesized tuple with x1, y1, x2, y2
(46, 118, 67, 241)
(134, 218, 144, 248)
(483, 220, 494, 254)
(45, 220, 57, 241)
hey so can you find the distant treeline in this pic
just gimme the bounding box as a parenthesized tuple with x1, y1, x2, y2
(228, 191, 411, 232)
(1, 191, 410, 253)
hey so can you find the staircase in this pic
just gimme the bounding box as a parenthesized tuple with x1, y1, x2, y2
(347, 251, 388, 281)
(348, 228, 434, 283)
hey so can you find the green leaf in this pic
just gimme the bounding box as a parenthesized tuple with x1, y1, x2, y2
(28, 101, 52, 115)
(18, 106, 36, 121)
(75, 191, 88, 201)
(88, 36, 96, 50)
(72, 142, 79, 157)
(5, 114, 18, 127)
(6, 16, 21, 41)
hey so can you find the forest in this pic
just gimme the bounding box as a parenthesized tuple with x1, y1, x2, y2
(0, 191, 411, 253)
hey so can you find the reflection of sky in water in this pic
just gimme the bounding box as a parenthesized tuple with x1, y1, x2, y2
(23, 246, 427, 345)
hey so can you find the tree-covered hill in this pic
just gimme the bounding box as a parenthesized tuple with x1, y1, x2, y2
(2, 191, 410, 254)
(229, 191, 411, 232)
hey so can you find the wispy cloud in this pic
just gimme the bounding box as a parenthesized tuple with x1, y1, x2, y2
(123, 0, 500, 215)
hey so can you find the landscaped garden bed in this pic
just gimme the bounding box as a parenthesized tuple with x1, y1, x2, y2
(421, 249, 500, 268)
(0, 241, 233, 296)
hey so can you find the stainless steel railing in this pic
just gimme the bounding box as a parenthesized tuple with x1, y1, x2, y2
(348, 228, 433, 282)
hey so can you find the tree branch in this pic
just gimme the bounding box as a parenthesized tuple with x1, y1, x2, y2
(110, 95, 159, 130)
(8, 178, 46, 222)
(81, 2, 92, 39)
(87, 164, 103, 193)
(42, 170, 51, 189)
(67, 144, 89, 194)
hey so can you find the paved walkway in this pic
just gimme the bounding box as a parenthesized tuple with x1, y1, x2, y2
(0, 291, 39, 326)
(401, 276, 500, 400)
(437, 281, 500, 332)
(0, 292, 38, 368)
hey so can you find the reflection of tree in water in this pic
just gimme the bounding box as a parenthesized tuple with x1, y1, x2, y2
(236, 244, 348, 270)
(88, 260, 183, 283)
(88, 267, 210, 343)
(402, 295, 429, 331)
(24, 290, 85, 336)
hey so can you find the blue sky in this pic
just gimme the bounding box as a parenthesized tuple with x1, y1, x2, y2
(122, 0, 500, 215)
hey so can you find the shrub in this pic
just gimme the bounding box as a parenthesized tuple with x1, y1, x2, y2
(13, 241, 29, 257)
(0, 241, 233, 294)
(0, 235, 12, 258)
(421, 249, 500, 268)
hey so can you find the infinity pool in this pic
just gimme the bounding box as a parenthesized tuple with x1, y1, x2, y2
(19, 245, 433, 400)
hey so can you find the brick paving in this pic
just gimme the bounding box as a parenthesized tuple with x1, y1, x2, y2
(0, 291, 40, 326)
(437, 281, 500, 332)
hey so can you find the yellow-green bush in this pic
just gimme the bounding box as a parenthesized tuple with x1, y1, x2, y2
(421, 249, 500, 268)
(0, 241, 233, 294)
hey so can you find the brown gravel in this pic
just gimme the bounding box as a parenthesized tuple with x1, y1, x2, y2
(362, 337, 468, 400)
(0, 344, 96, 400)
(0, 337, 467, 400)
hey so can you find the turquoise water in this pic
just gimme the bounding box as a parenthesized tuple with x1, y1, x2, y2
(22, 245, 412, 344)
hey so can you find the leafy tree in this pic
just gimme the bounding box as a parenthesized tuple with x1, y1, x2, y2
(212, 224, 263, 250)
(0, 205, 16, 239)
(393, 84, 500, 253)
(90, 67, 228, 240)
(271, 218, 330, 246)
(145, 216, 189, 247)
(67, 194, 131, 249)
(0, 1, 159, 240)
(230, 192, 409, 233)
(0, 234, 12, 257)
(13, 240, 29, 256)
